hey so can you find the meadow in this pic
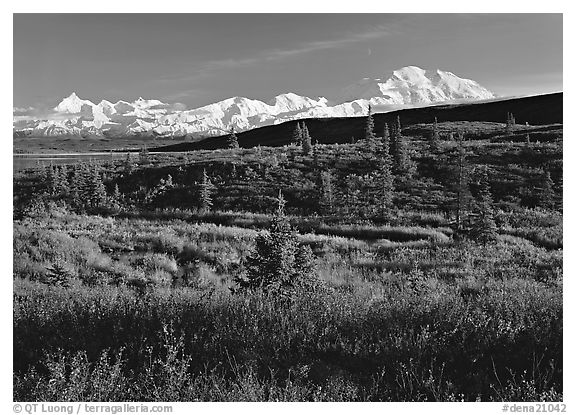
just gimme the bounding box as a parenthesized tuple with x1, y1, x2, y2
(13, 120, 563, 401)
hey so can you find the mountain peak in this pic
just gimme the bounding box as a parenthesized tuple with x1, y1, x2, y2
(54, 92, 95, 113)
(337, 66, 495, 105)
(393, 65, 427, 78)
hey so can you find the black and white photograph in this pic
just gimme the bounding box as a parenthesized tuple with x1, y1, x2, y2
(10, 9, 566, 408)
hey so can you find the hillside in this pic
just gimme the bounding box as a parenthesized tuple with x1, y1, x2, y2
(151, 93, 562, 152)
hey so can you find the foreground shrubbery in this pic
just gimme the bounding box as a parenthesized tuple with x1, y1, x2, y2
(12, 209, 563, 401)
(13, 135, 562, 401)
(14, 273, 561, 401)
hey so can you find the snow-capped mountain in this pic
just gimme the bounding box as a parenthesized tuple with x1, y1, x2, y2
(13, 66, 496, 139)
(335, 66, 495, 105)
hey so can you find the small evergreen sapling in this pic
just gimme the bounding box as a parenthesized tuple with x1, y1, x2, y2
(429, 117, 440, 151)
(236, 190, 316, 296)
(470, 167, 498, 244)
(227, 128, 239, 149)
(199, 169, 215, 212)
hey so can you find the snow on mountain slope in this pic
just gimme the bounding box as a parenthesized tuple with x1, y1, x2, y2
(14, 66, 496, 139)
(336, 66, 495, 105)
(54, 92, 96, 115)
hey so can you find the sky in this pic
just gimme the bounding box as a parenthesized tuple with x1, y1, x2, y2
(13, 13, 563, 109)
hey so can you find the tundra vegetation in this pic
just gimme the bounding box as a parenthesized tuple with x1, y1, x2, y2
(13, 118, 562, 401)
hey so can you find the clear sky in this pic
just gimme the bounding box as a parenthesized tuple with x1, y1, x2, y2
(13, 13, 563, 109)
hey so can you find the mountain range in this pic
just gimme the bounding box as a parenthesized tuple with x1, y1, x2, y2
(13, 66, 496, 139)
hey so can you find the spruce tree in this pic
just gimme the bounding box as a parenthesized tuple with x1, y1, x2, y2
(44, 165, 57, 195)
(123, 153, 135, 175)
(227, 128, 239, 149)
(292, 122, 303, 146)
(69, 164, 87, 210)
(506, 112, 516, 135)
(302, 123, 313, 155)
(237, 190, 316, 296)
(199, 169, 215, 212)
(111, 183, 123, 210)
(46, 165, 67, 196)
(391, 119, 410, 175)
(56, 165, 70, 195)
(383, 123, 390, 144)
(538, 171, 556, 210)
(365, 104, 376, 140)
(86, 167, 108, 210)
(318, 170, 335, 214)
(470, 167, 498, 244)
(429, 117, 440, 151)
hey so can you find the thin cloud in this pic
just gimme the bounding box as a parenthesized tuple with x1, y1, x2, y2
(159, 24, 393, 84)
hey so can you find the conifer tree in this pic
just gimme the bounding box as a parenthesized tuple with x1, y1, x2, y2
(123, 153, 135, 175)
(227, 128, 239, 149)
(302, 123, 313, 155)
(365, 104, 376, 140)
(318, 170, 335, 214)
(86, 166, 108, 210)
(383, 123, 390, 144)
(429, 117, 440, 151)
(292, 122, 303, 146)
(69, 164, 87, 209)
(470, 166, 498, 244)
(236, 190, 316, 296)
(44, 165, 57, 195)
(391, 119, 410, 175)
(199, 169, 215, 212)
(538, 171, 556, 210)
(111, 183, 123, 208)
(56, 165, 70, 195)
(506, 112, 516, 135)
